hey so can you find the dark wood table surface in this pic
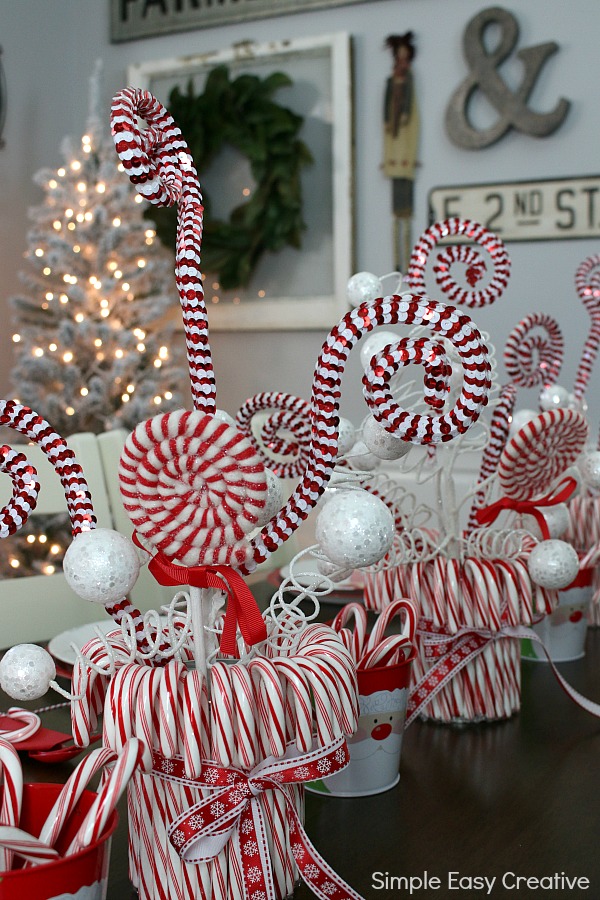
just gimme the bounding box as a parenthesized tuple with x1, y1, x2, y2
(12, 600, 600, 899)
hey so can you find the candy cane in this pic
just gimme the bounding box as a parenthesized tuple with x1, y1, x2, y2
(407, 217, 510, 308)
(111, 88, 215, 415)
(0, 739, 22, 871)
(0, 826, 59, 866)
(67, 738, 145, 855)
(37, 746, 118, 849)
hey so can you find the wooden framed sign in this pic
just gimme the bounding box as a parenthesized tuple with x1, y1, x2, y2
(112, 0, 372, 42)
(429, 175, 600, 242)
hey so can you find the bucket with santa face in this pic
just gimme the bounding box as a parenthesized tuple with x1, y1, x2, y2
(522, 567, 593, 663)
(306, 647, 416, 797)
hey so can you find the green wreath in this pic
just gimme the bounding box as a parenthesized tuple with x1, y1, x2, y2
(148, 65, 313, 291)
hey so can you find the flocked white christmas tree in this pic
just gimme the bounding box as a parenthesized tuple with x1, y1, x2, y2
(9, 62, 185, 436)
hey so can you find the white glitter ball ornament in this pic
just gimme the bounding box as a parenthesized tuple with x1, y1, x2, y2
(0, 644, 56, 700)
(539, 384, 571, 411)
(362, 414, 411, 460)
(315, 489, 394, 569)
(346, 272, 383, 306)
(524, 503, 570, 541)
(254, 468, 284, 527)
(509, 408, 537, 436)
(337, 417, 357, 456)
(527, 539, 579, 590)
(579, 450, 600, 490)
(348, 440, 380, 472)
(63, 528, 141, 604)
(359, 331, 399, 371)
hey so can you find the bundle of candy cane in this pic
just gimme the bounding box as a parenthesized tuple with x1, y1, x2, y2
(338, 218, 598, 723)
(0, 88, 495, 900)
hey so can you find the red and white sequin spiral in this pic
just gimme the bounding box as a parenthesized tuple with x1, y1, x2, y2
(504, 312, 564, 389)
(0, 445, 39, 538)
(110, 88, 216, 415)
(248, 295, 491, 569)
(573, 253, 600, 402)
(407, 218, 510, 308)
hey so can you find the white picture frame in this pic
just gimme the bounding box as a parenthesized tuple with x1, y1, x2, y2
(127, 32, 354, 331)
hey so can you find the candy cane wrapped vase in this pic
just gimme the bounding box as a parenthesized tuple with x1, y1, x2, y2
(364, 551, 558, 724)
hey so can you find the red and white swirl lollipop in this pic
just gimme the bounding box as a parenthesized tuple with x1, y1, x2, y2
(119, 409, 267, 569)
(407, 218, 510, 308)
(498, 408, 588, 501)
(111, 88, 215, 416)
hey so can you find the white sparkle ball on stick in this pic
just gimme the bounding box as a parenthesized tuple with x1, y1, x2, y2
(315, 489, 394, 568)
(509, 408, 537, 436)
(348, 440, 380, 472)
(346, 271, 383, 306)
(524, 503, 570, 540)
(362, 414, 411, 460)
(528, 539, 579, 590)
(579, 450, 600, 490)
(254, 468, 284, 527)
(337, 417, 356, 456)
(63, 528, 141, 604)
(539, 384, 571, 411)
(359, 331, 399, 371)
(0, 644, 56, 700)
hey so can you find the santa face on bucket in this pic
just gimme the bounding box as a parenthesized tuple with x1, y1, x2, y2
(351, 708, 405, 748)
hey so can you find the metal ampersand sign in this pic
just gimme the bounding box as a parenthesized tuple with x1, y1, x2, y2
(445, 6, 570, 150)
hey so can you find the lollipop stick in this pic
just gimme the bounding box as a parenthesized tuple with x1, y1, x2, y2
(190, 586, 219, 679)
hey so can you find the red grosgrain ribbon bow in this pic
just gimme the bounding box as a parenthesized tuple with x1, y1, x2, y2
(474, 476, 578, 540)
(137, 535, 267, 656)
(157, 738, 364, 900)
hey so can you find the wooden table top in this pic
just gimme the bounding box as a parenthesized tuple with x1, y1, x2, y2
(12, 608, 600, 899)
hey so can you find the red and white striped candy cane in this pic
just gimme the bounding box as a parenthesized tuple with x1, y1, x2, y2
(67, 737, 145, 855)
(504, 313, 564, 389)
(407, 218, 510, 307)
(573, 253, 600, 404)
(0, 738, 22, 871)
(111, 88, 215, 415)
(249, 295, 491, 570)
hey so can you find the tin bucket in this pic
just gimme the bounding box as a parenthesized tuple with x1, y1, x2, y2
(0, 783, 118, 900)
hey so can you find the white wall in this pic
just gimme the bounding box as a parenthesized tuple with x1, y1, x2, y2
(1, 0, 599, 434)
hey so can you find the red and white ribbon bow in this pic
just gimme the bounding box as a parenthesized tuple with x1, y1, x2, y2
(406, 618, 600, 727)
(154, 738, 364, 900)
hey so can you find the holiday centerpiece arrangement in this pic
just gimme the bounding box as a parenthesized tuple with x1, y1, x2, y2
(333, 219, 600, 722)
(0, 88, 494, 899)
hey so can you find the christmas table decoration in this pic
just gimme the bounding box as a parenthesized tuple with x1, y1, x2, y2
(0, 88, 493, 899)
(354, 218, 593, 723)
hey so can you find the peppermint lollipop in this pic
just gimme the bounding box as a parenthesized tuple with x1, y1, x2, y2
(406, 217, 510, 308)
(119, 409, 267, 569)
(498, 409, 588, 501)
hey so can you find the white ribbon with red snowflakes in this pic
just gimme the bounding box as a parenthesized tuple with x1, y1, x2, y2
(406, 618, 600, 727)
(152, 738, 363, 900)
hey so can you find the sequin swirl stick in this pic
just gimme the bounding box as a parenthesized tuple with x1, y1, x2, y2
(465, 313, 564, 532)
(573, 255, 600, 437)
(111, 88, 216, 415)
(0, 400, 149, 646)
(406, 217, 510, 308)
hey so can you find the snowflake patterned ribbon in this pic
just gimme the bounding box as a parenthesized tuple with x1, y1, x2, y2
(153, 738, 364, 900)
(405, 618, 600, 727)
